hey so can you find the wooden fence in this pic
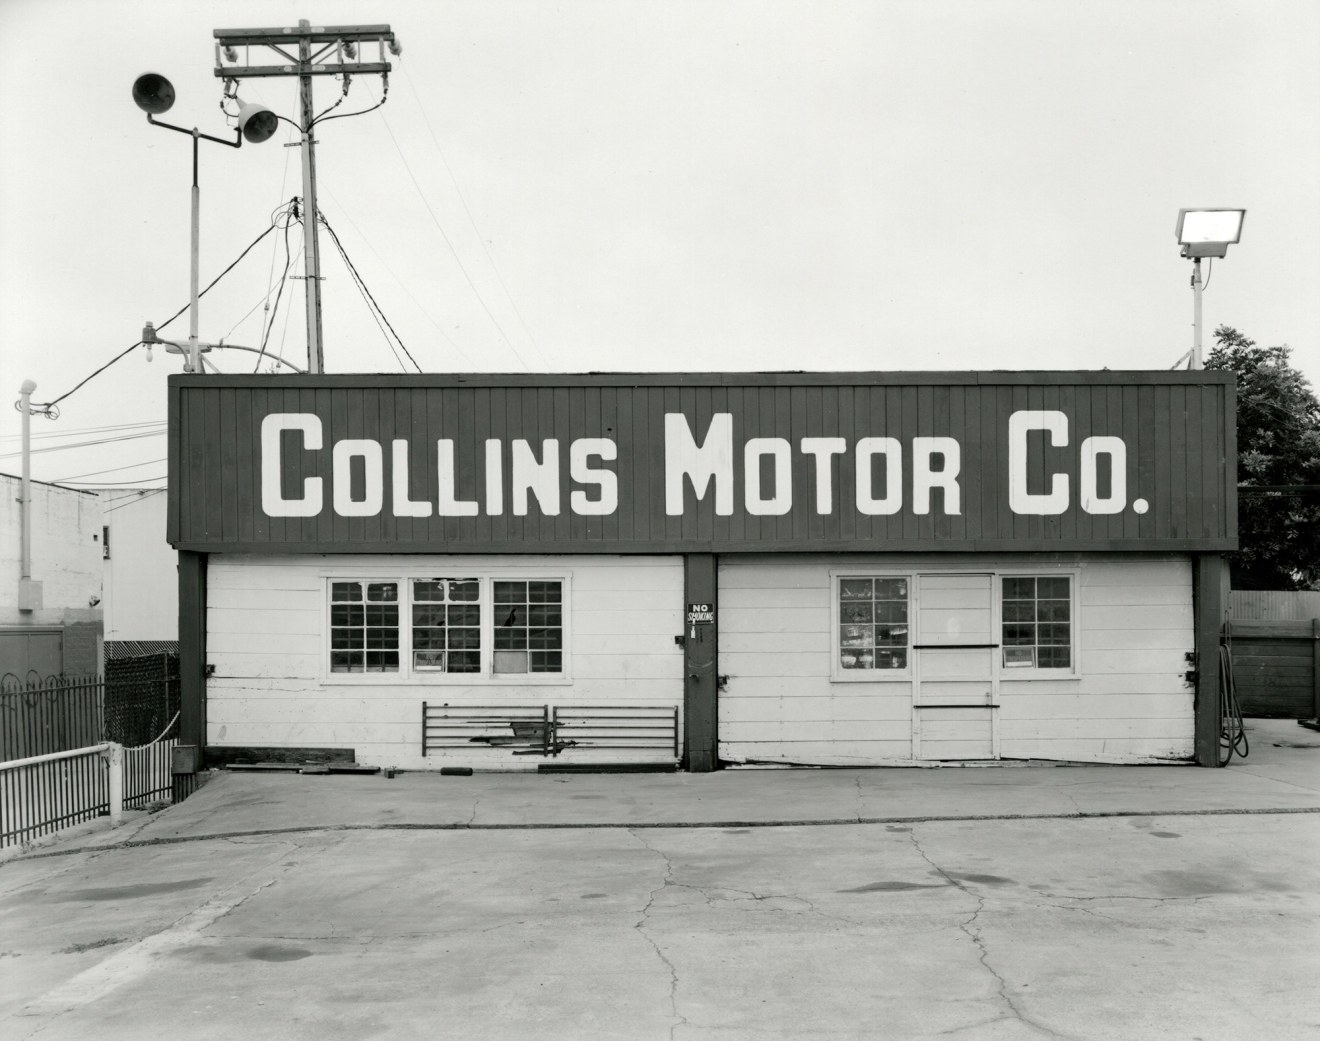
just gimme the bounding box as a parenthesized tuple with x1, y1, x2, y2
(1226, 618, 1320, 718)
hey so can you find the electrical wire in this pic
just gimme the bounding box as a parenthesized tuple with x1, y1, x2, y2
(0, 428, 165, 461)
(319, 212, 422, 372)
(252, 202, 299, 372)
(0, 420, 165, 443)
(318, 183, 479, 368)
(52, 458, 168, 484)
(366, 80, 531, 370)
(398, 62, 548, 369)
(30, 221, 280, 411)
(1218, 623, 1249, 765)
(60, 476, 166, 487)
(313, 72, 389, 126)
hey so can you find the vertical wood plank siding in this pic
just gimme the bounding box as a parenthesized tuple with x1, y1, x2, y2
(168, 372, 1234, 554)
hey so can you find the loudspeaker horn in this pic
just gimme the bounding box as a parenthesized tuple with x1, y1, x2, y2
(236, 99, 278, 144)
(132, 73, 176, 115)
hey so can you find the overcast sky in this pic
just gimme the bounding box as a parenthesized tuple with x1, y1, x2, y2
(1, 0, 1316, 488)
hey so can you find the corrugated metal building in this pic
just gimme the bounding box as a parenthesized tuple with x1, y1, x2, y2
(168, 370, 1236, 772)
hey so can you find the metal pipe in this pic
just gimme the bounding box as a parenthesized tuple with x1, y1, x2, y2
(1191, 257, 1203, 370)
(19, 379, 34, 585)
(189, 130, 201, 374)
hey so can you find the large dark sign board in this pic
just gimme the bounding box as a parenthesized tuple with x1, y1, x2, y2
(168, 371, 1235, 553)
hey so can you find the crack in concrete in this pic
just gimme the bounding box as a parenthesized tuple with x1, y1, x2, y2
(466, 797, 481, 827)
(907, 825, 1077, 1041)
(628, 829, 689, 1041)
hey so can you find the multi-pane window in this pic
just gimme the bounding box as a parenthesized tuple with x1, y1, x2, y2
(328, 577, 565, 678)
(411, 578, 480, 672)
(330, 581, 400, 673)
(493, 580, 563, 674)
(838, 577, 909, 671)
(1002, 576, 1072, 669)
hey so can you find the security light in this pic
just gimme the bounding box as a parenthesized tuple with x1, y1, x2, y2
(1176, 208, 1246, 259)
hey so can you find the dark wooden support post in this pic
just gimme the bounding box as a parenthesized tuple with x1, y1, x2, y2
(683, 553, 719, 772)
(1193, 553, 1227, 766)
(1313, 617, 1320, 721)
(178, 550, 207, 766)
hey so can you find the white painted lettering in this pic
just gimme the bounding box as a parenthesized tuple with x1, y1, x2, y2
(511, 439, 560, 516)
(744, 437, 793, 516)
(484, 439, 503, 516)
(855, 437, 902, 515)
(799, 437, 847, 514)
(1080, 435, 1126, 514)
(665, 413, 734, 516)
(912, 436, 962, 515)
(391, 440, 432, 517)
(1009, 410, 1069, 515)
(570, 438, 618, 516)
(260, 413, 324, 517)
(332, 439, 383, 517)
(436, 439, 478, 516)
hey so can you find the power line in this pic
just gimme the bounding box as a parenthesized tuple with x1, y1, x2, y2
(252, 203, 299, 373)
(30, 220, 280, 411)
(101, 488, 168, 514)
(320, 212, 422, 372)
(398, 62, 548, 369)
(53, 458, 168, 483)
(60, 476, 167, 487)
(318, 183, 479, 368)
(0, 420, 166, 443)
(366, 81, 531, 371)
(0, 428, 165, 461)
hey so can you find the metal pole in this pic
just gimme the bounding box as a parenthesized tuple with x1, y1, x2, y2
(189, 130, 201, 375)
(299, 18, 325, 374)
(19, 380, 34, 584)
(1190, 257, 1203, 370)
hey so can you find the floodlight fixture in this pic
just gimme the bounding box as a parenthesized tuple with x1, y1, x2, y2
(1176, 208, 1246, 259)
(1175, 207, 1246, 369)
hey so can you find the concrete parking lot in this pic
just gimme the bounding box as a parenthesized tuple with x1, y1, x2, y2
(2, 720, 1318, 1041)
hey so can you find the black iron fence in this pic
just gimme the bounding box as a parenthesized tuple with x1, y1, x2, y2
(0, 675, 102, 761)
(0, 658, 190, 849)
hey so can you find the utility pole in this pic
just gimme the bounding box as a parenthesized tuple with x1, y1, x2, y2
(213, 20, 399, 374)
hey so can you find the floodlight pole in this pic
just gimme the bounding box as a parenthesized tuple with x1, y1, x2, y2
(1190, 257, 1203, 370)
(213, 19, 397, 375)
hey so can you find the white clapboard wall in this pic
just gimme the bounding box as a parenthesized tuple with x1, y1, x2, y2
(206, 554, 684, 769)
(718, 555, 1194, 766)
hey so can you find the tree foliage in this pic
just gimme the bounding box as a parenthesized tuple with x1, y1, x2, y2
(1204, 325, 1320, 589)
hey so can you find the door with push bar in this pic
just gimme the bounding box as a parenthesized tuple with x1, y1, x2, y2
(913, 573, 998, 760)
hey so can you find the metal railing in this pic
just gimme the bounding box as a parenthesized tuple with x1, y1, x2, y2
(0, 714, 183, 850)
(422, 702, 681, 759)
(1, 745, 111, 849)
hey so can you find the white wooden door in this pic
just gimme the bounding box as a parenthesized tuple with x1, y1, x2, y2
(913, 573, 998, 760)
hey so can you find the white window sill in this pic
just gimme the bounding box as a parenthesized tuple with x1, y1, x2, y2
(322, 673, 573, 687)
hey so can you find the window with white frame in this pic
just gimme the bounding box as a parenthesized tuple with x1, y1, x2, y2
(411, 578, 481, 673)
(328, 576, 566, 679)
(837, 576, 910, 672)
(330, 580, 401, 673)
(1001, 575, 1072, 669)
